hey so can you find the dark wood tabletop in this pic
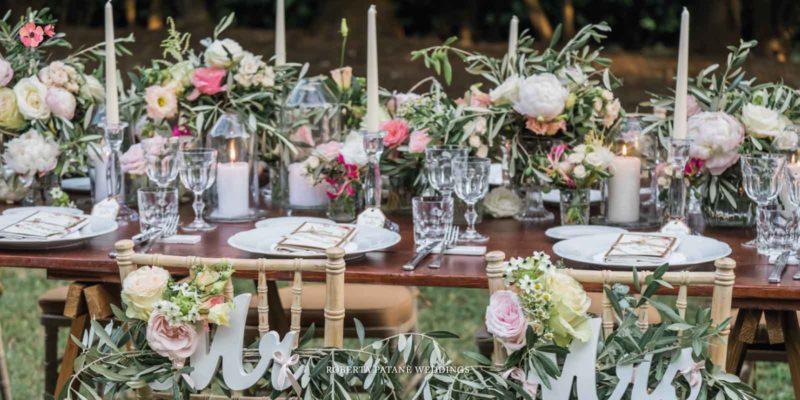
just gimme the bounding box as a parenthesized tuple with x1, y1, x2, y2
(0, 204, 797, 309)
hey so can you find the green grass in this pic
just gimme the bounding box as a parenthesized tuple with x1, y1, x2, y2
(0, 270, 793, 398)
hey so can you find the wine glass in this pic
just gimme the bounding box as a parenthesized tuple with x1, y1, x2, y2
(741, 154, 786, 255)
(425, 145, 468, 197)
(178, 148, 218, 231)
(144, 139, 180, 189)
(453, 157, 491, 243)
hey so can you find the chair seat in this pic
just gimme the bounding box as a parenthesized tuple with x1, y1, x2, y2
(38, 285, 70, 315)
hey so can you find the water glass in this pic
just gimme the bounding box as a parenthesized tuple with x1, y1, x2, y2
(741, 154, 786, 255)
(137, 188, 179, 237)
(179, 148, 218, 232)
(425, 145, 468, 197)
(758, 205, 800, 257)
(145, 139, 180, 189)
(412, 196, 453, 248)
(453, 157, 490, 243)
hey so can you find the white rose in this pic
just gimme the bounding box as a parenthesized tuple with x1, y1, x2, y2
(340, 131, 368, 166)
(305, 155, 320, 169)
(45, 87, 76, 120)
(233, 52, 268, 88)
(573, 164, 587, 179)
(512, 73, 568, 120)
(79, 75, 105, 101)
(483, 187, 522, 218)
(741, 103, 787, 139)
(121, 266, 171, 321)
(584, 147, 614, 169)
(774, 130, 799, 151)
(13, 76, 50, 120)
(3, 129, 60, 176)
(489, 75, 520, 105)
(204, 39, 244, 68)
(603, 98, 621, 127)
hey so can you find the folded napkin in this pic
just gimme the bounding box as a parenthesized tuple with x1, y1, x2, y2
(425, 245, 487, 256)
(159, 235, 201, 244)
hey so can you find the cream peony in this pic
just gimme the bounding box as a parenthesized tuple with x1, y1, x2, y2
(489, 75, 520, 105)
(121, 265, 171, 320)
(45, 87, 76, 120)
(3, 129, 59, 176)
(204, 39, 244, 68)
(79, 75, 105, 101)
(545, 271, 591, 346)
(483, 187, 522, 218)
(0, 88, 24, 129)
(740, 103, 788, 139)
(146, 311, 199, 367)
(485, 290, 527, 352)
(512, 73, 568, 121)
(0, 58, 13, 87)
(13, 76, 50, 120)
(687, 111, 744, 176)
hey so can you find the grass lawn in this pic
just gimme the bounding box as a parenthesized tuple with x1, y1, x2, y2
(0, 269, 793, 398)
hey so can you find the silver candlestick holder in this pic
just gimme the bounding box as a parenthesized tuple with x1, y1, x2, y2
(99, 121, 138, 222)
(660, 138, 693, 235)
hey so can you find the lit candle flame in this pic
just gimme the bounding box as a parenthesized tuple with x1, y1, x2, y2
(622, 144, 628, 156)
(228, 140, 237, 162)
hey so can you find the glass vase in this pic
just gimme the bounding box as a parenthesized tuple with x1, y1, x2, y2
(702, 195, 756, 228)
(0, 168, 30, 204)
(559, 188, 591, 225)
(327, 193, 359, 222)
(514, 184, 554, 223)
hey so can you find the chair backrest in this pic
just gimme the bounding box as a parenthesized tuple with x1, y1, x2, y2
(485, 251, 735, 371)
(114, 239, 346, 348)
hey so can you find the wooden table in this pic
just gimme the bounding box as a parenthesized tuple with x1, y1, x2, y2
(2, 205, 799, 395)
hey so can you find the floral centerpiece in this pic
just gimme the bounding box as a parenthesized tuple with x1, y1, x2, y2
(0, 9, 130, 202)
(645, 40, 800, 226)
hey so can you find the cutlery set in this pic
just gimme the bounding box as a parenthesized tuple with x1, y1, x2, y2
(403, 225, 460, 271)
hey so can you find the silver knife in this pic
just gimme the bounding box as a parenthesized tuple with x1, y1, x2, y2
(768, 251, 790, 283)
(403, 240, 442, 271)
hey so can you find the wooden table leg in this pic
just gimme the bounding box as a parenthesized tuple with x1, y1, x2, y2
(780, 310, 800, 400)
(726, 308, 761, 374)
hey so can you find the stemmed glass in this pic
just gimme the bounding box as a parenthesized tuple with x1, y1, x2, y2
(425, 145, 468, 197)
(144, 138, 181, 236)
(453, 157, 491, 243)
(741, 154, 786, 254)
(178, 148, 218, 231)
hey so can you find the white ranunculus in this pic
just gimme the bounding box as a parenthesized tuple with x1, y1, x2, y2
(46, 87, 76, 120)
(340, 131, 368, 166)
(483, 187, 522, 218)
(13, 76, 50, 120)
(687, 111, 744, 175)
(121, 265, 171, 321)
(204, 39, 244, 68)
(741, 103, 787, 139)
(79, 75, 105, 101)
(489, 75, 520, 105)
(3, 129, 60, 175)
(512, 73, 568, 120)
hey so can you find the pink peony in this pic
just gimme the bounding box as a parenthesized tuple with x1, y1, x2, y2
(314, 141, 344, 161)
(686, 95, 702, 117)
(381, 119, 410, 148)
(145, 84, 178, 121)
(45, 87, 76, 120)
(485, 290, 527, 352)
(526, 117, 566, 136)
(330, 67, 352, 90)
(469, 88, 492, 108)
(408, 129, 432, 153)
(146, 312, 199, 368)
(187, 67, 227, 100)
(687, 111, 744, 176)
(120, 144, 146, 175)
(290, 125, 315, 147)
(0, 59, 13, 87)
(19, 22, 44, 48)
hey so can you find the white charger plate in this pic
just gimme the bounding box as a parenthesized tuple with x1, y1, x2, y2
(545, 225, 628, 241)
(3, 207, 84, 216)
(61, 177, 91, 193)
(254, 216, 335, 229)
(552, 233, 731, 269)
(228, 223, 401, 258)
(0, 213, 118, 250)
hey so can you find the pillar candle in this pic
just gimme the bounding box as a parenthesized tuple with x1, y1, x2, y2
(508, 16, 519, 60)
(216, 142, 249, 217)
(287, 162, 328, 207)
(672, 8, 689, 140)
(104, 1, 120, 125)
(275, 0, 286, 65)
(607, 147, 641, 224)
(366, 5, 380, 132)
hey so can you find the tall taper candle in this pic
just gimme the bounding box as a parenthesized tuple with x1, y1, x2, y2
(275, 0, 286, 65)
(104, 1, 119, 125)
(366, 5, 380, 132)
(672, 8, 689, 139)
(508, 16, 519, 59)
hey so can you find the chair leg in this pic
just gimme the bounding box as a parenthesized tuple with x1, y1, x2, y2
(43, 318, 60, 397)
(0, 324, 12, 400)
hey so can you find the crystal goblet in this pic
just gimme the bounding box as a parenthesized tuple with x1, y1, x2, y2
(178, 148, 218, 232)
(453, 157, 491, 243)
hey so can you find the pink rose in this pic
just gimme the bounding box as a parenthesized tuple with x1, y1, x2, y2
(146, 312, 199, 368)
(408, 129, 432, 153)
(290, 125, 315, 147)
(526, 117, 565, 136)
(314, 141, 344, 161)
(187, 67, 227, 100)
(485, 290, 527, 352)
(687, 111, 744, 176)
(686, 95, 702, 117)
(381, 119, 410, 148)
(469, 88, 492, 108)
(330, 67, 352, 90)
(45, 87, 76, 120)
(0, 59, 13, 87)
(120, 144, 146, 175)
(145, 84, 178, 121)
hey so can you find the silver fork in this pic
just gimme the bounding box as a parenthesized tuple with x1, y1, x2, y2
(428, 226, 459, 269)
(141, 217, 178, 254)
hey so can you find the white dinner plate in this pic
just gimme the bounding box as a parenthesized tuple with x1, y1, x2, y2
(552, 233, 731, 269)
(61, 177, 91, 193)
(228, 223, 401, 258)
(3, 206, 84, 216)
(0, 213, 118, 250)
(545, 225, 628, 241)
(543, 189, 602, 204)
(254, 216, 335, 229)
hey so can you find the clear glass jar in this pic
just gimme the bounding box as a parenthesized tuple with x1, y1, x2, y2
(559, 188, 591, 225)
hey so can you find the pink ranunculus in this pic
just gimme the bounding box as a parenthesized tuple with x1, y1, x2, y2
(45, 87, 77, 120)
(469, 88, 493, 108)
(187, 67, 227, 100)
(146, 312, 199, 368)
(43, 24, 55, 38)
(330, 67, 352, 90)
(485, 290, 527, 352)
(290, 125, 315, 147)
(315, 141, 344, 161)
(526, 117, 565, 136)
(408, 129, 432, 153)
(687, 111, 744, 176)
(381, 119, 410, 148)
(20, 22, 44, 48)
(686, 95, 702, 117)
(0, 59, 13, 87)
(120, 144, 146, 175)
(145, 84, 178, 121)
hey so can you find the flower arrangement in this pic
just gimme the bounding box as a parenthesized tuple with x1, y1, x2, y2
(645, 40, 800, 225)
(0, 9, 131, 187)
(301, 132, 368, 220)
(533, 140, 613, 190)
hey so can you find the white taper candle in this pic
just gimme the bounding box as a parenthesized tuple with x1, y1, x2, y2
(275, 0, 286, 66)
(366, 5, 380, 132)
(672, 8, 689, 139)
(104, 1, 119, 125)
(508, 16, 519, 60)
